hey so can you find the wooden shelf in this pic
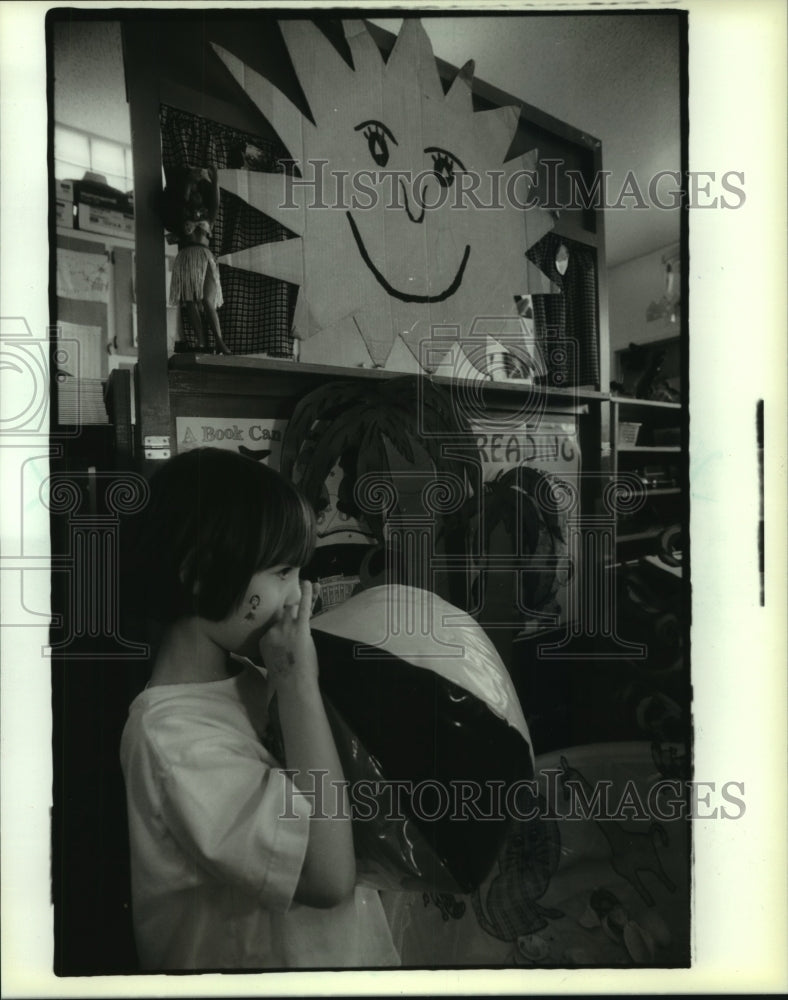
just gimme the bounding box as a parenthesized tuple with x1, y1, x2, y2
(57, 225, 134, 249)
(56, 225, 178, 256)
(616, 527, 664, 543)
(611, 396, 682, 411)
(606, 554, 683, 578)
(167, 353, 607, 410)
(617, 445, 682, 454)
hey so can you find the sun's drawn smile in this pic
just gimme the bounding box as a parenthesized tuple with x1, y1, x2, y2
(346, 211, 471, 303)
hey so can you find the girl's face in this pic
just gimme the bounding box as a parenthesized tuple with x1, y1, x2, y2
(208, 563, 304, 654)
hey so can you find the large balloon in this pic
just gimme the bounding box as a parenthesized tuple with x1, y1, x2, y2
(308, 585, 534, 893)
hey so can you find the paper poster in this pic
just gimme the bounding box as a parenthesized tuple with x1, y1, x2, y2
(56, 246, 110, 303)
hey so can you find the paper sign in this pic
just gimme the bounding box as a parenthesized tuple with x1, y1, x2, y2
(471, 417, 580, 479)
(175, 416, 287, 464)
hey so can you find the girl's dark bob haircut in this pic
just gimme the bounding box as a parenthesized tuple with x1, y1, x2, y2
(133, 448, 316, 624)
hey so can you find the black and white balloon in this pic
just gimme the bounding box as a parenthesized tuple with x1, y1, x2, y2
(310, 585, 534, 893)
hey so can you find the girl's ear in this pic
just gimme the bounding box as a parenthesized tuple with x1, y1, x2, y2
(180, 563, 201, 618)
(178, 554, 200, 594)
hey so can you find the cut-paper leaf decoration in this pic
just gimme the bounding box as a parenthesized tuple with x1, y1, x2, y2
(212, 18, 556, 372)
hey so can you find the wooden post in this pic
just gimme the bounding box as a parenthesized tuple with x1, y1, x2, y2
(121, 23, 171, 473)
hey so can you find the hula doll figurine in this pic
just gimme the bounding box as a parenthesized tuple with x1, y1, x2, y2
(163, 165, 232, 355)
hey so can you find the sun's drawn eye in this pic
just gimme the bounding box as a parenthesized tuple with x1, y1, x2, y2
(355, 119, 398, 167)
(425, 146, 466, 188)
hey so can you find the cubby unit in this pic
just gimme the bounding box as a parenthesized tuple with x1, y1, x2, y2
(609, 396, 686, 569)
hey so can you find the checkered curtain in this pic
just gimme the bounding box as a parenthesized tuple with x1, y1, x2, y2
(160, 104, 297, 355)
(526, 232, 600, 389)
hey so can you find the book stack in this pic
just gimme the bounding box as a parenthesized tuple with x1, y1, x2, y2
(56, 374, 109, 425)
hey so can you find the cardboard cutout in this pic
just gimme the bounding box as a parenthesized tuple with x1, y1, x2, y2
(214, 19, 556, 371)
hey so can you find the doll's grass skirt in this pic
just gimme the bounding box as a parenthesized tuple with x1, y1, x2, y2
(170, 245, 223, 308)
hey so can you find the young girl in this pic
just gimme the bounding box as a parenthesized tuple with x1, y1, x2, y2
(163, 165, 232, 356)
(120, 448, 399, 970)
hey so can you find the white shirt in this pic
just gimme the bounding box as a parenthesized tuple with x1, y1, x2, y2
(120, 665, 399, 970)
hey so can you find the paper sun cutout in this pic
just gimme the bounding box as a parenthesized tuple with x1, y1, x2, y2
(213, 18, 556, 369)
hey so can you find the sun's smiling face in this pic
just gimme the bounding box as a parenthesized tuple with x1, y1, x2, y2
(319, 81, 476, 310)
(343, 115, 472, 304)
(213, 18, 555, 368)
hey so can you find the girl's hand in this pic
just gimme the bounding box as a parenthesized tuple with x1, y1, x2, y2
(258, 580, 319, 685)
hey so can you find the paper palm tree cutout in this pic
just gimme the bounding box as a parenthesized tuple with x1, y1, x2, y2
(213, 18, 556, 370)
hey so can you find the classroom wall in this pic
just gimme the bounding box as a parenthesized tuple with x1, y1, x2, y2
(607, 243, 681, 356)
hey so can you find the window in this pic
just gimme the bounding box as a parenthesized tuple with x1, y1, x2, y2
(54, 124, 133, 193)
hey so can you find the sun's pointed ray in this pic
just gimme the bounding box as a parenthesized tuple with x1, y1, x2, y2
(495, 148, 554, 266)
(455, 329, 503, 372)
(211, 43, 314, 165)
(399, 321, 457, 370)
(292, 286, 321, 341)
(279, 19, 354, 123)
(474, 105, 521, 164)
(444, 59, 475, 117)
(519, 148, 538, 173)
(524, 213, 557, 266)
(458, 59, 475, 85)
(502, 148, 541, 202)
(405, 323, 460, 373)
(218, 238, 304, 287)
(342, 19, 384, 79)
(382, 333, 425, 374)
(351, 307, 396, 367)
(298, 313, 375, 367)
(431, 342, 482, 381)
(525, 258, 561, 295)
(386, 18, 444, 104)
(218, 169, 306, 236)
